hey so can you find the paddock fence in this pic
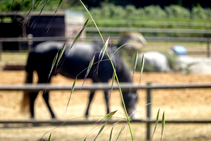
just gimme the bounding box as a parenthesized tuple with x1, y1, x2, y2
(0, 82, 211, 140)
(0, 36, 211, 60)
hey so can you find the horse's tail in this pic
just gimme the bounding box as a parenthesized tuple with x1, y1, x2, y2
(20, 52, 35, 113)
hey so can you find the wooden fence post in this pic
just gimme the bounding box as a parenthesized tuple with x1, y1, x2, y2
(146, 82, 152, 140)
(0, 39, 2, 61)
(207, 39, 210, 57)
(27, 34, 33, 52)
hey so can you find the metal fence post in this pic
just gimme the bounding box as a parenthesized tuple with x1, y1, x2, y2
(146, 82, 152, 140)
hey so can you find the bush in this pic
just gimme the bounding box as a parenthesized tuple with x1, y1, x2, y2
(164, 5, 190, 19)
(144, 5, 167, 19)
(162, 52, 177, 71)
(109, 4, 126, 18)
(191, 6, 208, 20)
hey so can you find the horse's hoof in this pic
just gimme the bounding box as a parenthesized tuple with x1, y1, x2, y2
(52, 117, 58, 121)
(85, 115, 92, 121)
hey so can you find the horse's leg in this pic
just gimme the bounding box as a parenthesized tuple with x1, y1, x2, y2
(38, 73, 56, 119)
(43, 92, 56, 119)
(104, 91, 110, 114)
(30, 92, 39, 119)
(85, 91, 95, 119)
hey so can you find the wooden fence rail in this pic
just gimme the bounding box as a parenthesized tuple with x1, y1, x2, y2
(86, 27, 211, 34)
(0, 83, 211, 140)
(0, 36, 210, 59)
(1, 36, 210, 42)
(0, 83, 211, 91)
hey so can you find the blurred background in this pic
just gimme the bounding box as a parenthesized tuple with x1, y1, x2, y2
(0, 0, 211, 141)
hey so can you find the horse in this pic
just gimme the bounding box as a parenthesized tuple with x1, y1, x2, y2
(21, 40, 140, 120)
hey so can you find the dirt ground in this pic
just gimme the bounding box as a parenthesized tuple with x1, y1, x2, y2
(1, 71, 211, 141)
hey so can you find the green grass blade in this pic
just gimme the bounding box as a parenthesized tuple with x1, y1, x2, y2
(64, 78, 77, 116)
(46, 0, 63, 31)
(109, 69, 116, 94)
(66, 18, 89, 53)
(94, 110, 117, 123)
(84, 110, 117, 140)
(13, 0, 25, 20)
(133, 51, 139, 76)
(106, 49, 134, 140)
(85, 55, 95, 78)
(30, 0, 48, 29)
(80, 0, 104, 43)
(55, 0, 63, 13)
(80, 1, 134, 140)
(48, 52, 58, 79)
(43, 51, 58, 94)
(130, 51, 139, 92)
(111, 69, 116, 87)
(48, 133, 52, 141)
(161, 111, 165, 141)
(151, 109, 160, 140)
(72, 18, 89, 44)
(93, 123, 106, 141)
(81, 55, 95, 88)
(109, 127, 113, 141)
(139, 54, 145, 85)
(116, 124, 126, 141)
(49, 19, 89, 76)
(96, 37, 110, 73)
(104, 110, 117, 120)
(23, 0, 40, 25)
(99, 37, 109, 60)
(57, 42, 66, 64)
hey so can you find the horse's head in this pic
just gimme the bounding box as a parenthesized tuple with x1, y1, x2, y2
(123, 91, 138, 120)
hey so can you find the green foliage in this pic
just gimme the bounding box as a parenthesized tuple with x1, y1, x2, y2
(0, 0, 31, 11)
(0, 0, 72, 11)
(90, 4, 126, 18)
(164, 5, 190, 19)
(144, 5, 167, 19)
(191, 6, 208, 20)
(89, 4, 211, 22)
(162, 52, 177, 71)
(142, 63, 156, 72)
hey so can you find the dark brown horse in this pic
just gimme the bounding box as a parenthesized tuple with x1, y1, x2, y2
(21, 41, 138, 119)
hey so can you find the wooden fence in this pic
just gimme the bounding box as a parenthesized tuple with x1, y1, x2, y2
(0, 82, 211, 140)
(86, 27, 211, 34)
(0, 35, 211, 59)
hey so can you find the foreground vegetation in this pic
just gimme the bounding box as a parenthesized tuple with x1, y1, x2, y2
(2, 0, 211, 140)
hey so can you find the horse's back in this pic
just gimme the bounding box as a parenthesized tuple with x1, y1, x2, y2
(29, 41, 116, 82)
(34, 42, 62, 53)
